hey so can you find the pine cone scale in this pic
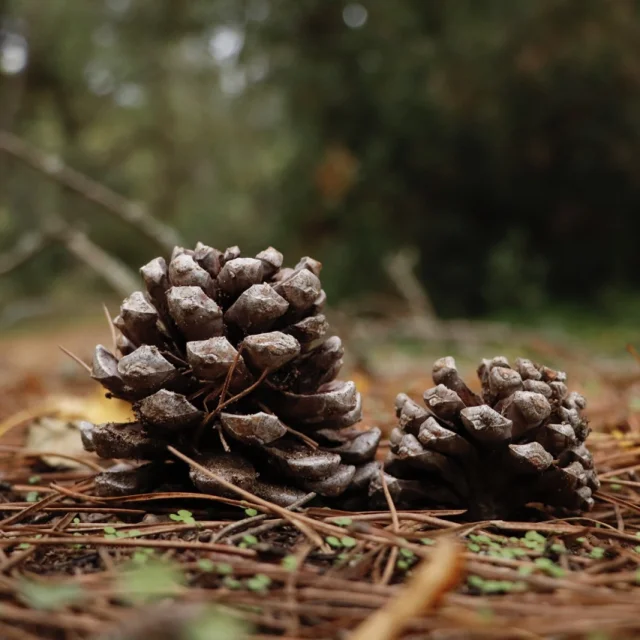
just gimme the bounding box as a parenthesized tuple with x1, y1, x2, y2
(219, 411, 287, 446)
(135, 389, 204, 430)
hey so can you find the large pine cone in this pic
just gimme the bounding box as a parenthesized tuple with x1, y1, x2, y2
(370, 356, 599, 519)
(82, 244, 380, 506)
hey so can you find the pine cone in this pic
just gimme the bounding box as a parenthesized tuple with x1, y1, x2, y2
(370, 356, 599, 519)
(83, 244, 380, 506)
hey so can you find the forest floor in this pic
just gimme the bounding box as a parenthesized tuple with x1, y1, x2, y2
(1, 316, 640, 639)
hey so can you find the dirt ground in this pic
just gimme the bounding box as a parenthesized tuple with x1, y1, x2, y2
(1, 319, 640, 639)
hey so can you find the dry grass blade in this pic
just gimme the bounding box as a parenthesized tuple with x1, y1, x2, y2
(350, 538, 464, 640)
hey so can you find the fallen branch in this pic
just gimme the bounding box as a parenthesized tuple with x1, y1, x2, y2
(0, 130, 182, 252)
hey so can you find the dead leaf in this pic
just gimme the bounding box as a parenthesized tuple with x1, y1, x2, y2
(1, 388, 133, 468)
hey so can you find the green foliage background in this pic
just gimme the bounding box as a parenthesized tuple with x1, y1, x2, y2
(2, 0, 640, 319)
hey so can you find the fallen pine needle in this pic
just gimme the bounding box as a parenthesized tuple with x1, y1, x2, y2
(168, 445, 327, 549)
(349, 537, 464, 640)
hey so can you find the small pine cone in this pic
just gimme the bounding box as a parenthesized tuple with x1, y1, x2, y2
(84, 244, 380, 506)
(370, 356, 599, 519)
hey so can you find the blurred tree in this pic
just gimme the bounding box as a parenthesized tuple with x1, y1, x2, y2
(248, 0, 640, 314)
(2, 0, 640, 318)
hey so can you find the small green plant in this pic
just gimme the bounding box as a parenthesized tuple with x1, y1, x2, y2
(185, 606, 250, 640)
(131, 548, 155, 565)
(246, 574, 271, 592)
(534, 557, 565, 577)
(325, 536, 342, 548)
(17, 534, 42, 551)
(244, 508, 259, 517)
(238, 534, 258, 548)
(522, 539, 543, 550)
(222, 576, 242, 590)
(117, 559, 185, 604)
(467, 575, 484, 589)
(215, 563, 234, 575)
(487, 547, 527, 560)
(333, 516, 353, 527)
(28, 475, 41, 485)
(131, 546, 151, 561)
(25, 491, 39, 503)
(169, 509, 197, 526)
(341, 536, 357, 548)
(590, 547, 606, 560)
(608, 476, 621, 491)
(524, 531, 546, 544)
(197, 558, 215, 572)
(18, 580, 84, 611)
(467, 575, 524, 594)
(469, 534, 492, 545)
(396, 548, 416, 571)
(282, 555, 298, 571)
(104, 527, 142, 540)
(72, 531, 84, 550)
(420, 537, 435, 545)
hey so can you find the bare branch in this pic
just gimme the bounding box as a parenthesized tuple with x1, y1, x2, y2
(0, 130, 182, 253)
(59, 227, 139, 296)
(0, 231, 51, 276)
(0, 217, 138, 297)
